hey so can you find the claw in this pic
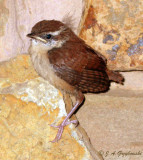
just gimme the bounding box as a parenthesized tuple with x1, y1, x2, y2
(50, 125, 64, 143)
(64, 120, 78, 126)
(50, 124, 60, 128)
(50, 120, 78, 143)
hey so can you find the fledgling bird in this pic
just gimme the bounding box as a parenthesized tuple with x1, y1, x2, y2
(27, 20, 124, 142)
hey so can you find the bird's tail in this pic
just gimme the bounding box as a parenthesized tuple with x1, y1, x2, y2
(106, 69, 124, 84)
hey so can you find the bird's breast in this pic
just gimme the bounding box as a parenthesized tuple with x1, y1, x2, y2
(29, 43, 75, 94)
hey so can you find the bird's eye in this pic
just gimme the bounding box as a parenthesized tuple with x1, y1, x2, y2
(46, 34, 52, 39)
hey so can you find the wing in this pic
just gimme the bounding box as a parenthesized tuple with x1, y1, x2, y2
(48, 40, 110, 93)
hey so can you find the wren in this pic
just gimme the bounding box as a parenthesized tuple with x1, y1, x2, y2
(27, 20, 124, 142)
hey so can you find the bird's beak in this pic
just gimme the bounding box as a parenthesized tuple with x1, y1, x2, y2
(27, 33, 47, 43)
(27, 33, 35, 38)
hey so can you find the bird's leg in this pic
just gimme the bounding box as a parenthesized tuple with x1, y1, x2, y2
(50, 91, 84, 143)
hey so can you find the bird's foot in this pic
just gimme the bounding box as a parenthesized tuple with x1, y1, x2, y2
(50, 120, 78, 143)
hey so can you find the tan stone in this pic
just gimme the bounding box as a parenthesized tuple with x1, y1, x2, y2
(111, 71, 143, 91)
(0, 55, 93, 160)
(80, 0, 143, 71)
(77, 90, 143, 160)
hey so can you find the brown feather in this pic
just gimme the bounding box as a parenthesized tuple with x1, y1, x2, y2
(48, 36, 110, 93)
(31, 20, 65, 35)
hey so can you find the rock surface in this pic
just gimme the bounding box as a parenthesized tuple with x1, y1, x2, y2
(79, 0, 143, 71)
(0, 55, 92, 160)
(77, 88, 143, 160)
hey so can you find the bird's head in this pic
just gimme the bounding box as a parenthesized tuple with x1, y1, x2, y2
(27, 20, 74, 50)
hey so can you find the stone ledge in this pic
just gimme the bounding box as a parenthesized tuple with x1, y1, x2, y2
(0, 55, 93, 160)
(77, 89, 143, 160)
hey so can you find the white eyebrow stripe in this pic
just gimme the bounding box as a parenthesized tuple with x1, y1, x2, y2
(48, 27, 66, 36)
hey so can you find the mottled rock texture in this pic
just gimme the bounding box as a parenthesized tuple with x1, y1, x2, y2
(0, 55, 92, 160)
(80, 0, 143, 71)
